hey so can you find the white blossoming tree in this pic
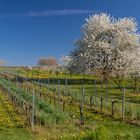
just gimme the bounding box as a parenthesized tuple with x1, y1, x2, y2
(60, 55, 74, 76)
(68, 13, 140, 88)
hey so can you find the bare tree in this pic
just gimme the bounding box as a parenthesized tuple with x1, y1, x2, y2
(0, 60, 6, 66)
(38, 57, 58, 67)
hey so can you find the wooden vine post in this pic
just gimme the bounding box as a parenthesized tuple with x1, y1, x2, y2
(31, 86, 35, 130)
(62, 102, 65, 111)
(80, 78, 85, 125)
(31, 67, 35, 131)
(100, 97, 103, 111)
(8, 75, 11, 98)
(111, 100, 118, 117)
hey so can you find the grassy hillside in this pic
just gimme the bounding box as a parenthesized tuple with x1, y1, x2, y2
(0, 67, 140, 139)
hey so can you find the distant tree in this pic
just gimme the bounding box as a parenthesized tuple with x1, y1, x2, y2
(38, 57, 58, 67)
(0, 60, 6, 66)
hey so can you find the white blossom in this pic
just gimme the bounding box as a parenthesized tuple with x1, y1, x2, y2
(69, 13, 140, 80)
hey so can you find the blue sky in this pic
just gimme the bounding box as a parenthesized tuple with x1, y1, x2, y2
(0, 0, 140, 66)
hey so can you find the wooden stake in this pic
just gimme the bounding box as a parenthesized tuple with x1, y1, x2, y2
(32, 86, 35, 130)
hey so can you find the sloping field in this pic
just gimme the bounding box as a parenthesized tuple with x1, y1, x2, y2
(0, 92, 33, 140)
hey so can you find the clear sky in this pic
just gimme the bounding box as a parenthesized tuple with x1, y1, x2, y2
(0, 0, 140, 66)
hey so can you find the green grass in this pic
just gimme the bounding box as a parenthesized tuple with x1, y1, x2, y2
(0, 128, 34, 140)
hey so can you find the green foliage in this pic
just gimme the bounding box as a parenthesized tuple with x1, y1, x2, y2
(0, 128, 34, 140)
